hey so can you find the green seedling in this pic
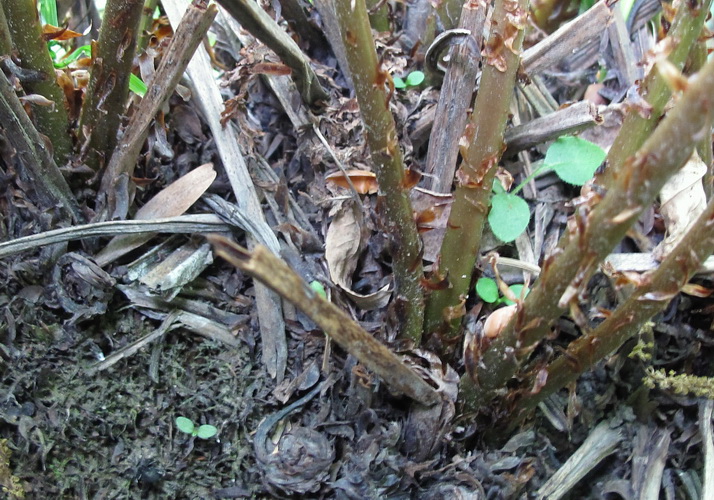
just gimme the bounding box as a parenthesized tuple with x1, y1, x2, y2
(475, 277, 530, 305)
(309, 280, 327, 300)
(393, 70, 425, 89)
(175, 416, 217, 439)
(488, 135, 606, 243)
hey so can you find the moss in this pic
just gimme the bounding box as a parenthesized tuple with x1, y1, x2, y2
(0, 439, 25, 499)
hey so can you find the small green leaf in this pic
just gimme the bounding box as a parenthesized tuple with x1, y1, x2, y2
(40, 0, 59, 26)
(488, 193, 530, 243)
(176, 416, 195, 434)
(502, 284, 530, 305)
(544, 136, 606, 186)
(53, 45, 91, 69)
(476, 277, 499, 303)
(393, 77, 406, 89)
(309, 280, 327, 299)
(129, 74, 147, 97)
(405, 70, 425, 87)
(196, 425, 218, 439)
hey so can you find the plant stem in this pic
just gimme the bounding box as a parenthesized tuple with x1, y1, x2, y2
(600, 0, 712, 188)
(79, 0, 144, 174)
(461, 52, 714, 412)
(424, 0, 529, 339)
(509, 178, 714, 427)
(334, 0, 425, 344)
(0, 70, 80, 222)
(4, 0, 72, 166)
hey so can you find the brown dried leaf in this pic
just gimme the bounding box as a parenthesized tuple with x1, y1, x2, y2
(654, 151, 707, 260)
(325, 169, 378, 194)
(325, 201, 364, 290)
(95, 163, 217, 266)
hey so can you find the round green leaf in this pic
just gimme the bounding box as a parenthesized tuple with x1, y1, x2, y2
(309, 280, 327, 299)
(502, 284, 530, 305)
(475, 277, 499, 303)
(196, 425, 218, 439)
(543, 136, 606, 186)
(392, 77, 406, 89)
(175, 416, 195, 434)
(405, 70, 425, 86)
(488, 193, 530, 243)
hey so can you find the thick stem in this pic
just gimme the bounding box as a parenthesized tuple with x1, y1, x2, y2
(0, 70, 80, 222)
(79, 0, 144, 174)
(334, 0, 425, 344)
(461, 52, 714, 412)
(509, 180, 714, 426)
(4, 0, 72, 166)
(601, 0, 712, 188)
(424, 0, 529, 339)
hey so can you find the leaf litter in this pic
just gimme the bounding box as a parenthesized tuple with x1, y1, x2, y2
(1, 0, 714, 498)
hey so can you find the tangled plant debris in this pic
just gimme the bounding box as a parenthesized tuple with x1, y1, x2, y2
(2, 0, 714, 497)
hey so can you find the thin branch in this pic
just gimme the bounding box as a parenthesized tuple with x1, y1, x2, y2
(209, 235, 441, 407)
(78, 0, 144, 174)
(334, 0, 425, 343)
(462, 52, 714, 411)
(424, 0, 529, 338)
(96, 0, 217, 220)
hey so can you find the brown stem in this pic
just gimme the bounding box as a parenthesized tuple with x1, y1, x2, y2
(79, 0, 144, 174)
(424, 0, 529, 339)
(208, 235, 440, 407)
(4, 0, 72, 166)
(461, 51, 714, 412)
(334, 0, 425, 344)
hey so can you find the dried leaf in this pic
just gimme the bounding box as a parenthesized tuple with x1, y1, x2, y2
(325, 201, 364, 290)
(325, 169, 378, 194)
(95, 163, 217, 266)
(654, 151, 707, 260)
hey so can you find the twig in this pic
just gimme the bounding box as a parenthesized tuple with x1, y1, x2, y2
(504, 101, 601, 155)
(0, 70, 81, 223)
(0, 215, 229, 260)
(96, 0, 217, 220)
(216, 0, 328, 107)
(208, 235, 441, 407)
(521, 1, 612, 76)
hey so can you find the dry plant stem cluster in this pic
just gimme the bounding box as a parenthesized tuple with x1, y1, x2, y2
(209, 235, 440, 407)
(424, 0, 528, 338)
(2, 0, 72, 166)
(463, 51, 714, 412)
(335, 0, 425, 344)
(78, 0, 144, 174)
(96, 0, 217, 221)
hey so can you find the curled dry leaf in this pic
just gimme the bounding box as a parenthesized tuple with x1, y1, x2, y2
(653, 151, 707, 260)
(325, 169, 378, 194)
(324, 200, 389, 309)
(483, 304, 518, 339)
(95, 163, 217, 266)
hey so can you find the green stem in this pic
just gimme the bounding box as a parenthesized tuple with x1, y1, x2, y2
(509, 176, 714, 427)
(424, 0, 529, 340)
(4, 0, 72, 166)
(334, 0, 425, 344)
(461, 49, 714, 413)
(600, 0, 712, 188)
(79, 0, 144, 174)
